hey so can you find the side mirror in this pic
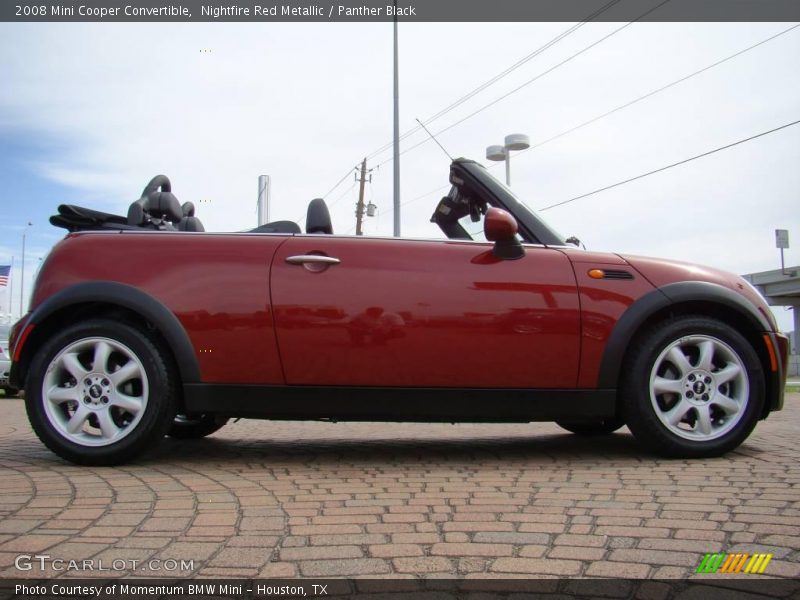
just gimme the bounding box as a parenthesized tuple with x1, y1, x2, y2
(484, 207, 524, 260)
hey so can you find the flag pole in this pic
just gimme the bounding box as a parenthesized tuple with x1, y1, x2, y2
(7, 256, 14, 322)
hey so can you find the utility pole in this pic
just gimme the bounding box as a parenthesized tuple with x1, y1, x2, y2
(355, 158, 368, 236)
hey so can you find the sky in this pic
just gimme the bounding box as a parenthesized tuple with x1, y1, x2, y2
(0, 19, 798, 331)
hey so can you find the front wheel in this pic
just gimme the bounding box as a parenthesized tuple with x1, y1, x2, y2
(25, 319, 177, 465)
(622, 316, 764, 458)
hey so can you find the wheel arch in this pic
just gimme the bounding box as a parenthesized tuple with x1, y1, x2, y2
(598, 281, 778, 416)
(13, 282, 200, 392)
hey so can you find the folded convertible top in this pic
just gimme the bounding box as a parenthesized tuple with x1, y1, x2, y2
(50, 204, 140, 232)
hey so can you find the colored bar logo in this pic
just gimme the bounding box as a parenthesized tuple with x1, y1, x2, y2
(696, 553, 773, 574)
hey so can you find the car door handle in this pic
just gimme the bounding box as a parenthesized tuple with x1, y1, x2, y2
(285, 255, 341, 266)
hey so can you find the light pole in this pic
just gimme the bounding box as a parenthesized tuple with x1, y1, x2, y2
(19, 221, 31, 316)
(486, 133, 530, 186)
(392, 2, 401, 237)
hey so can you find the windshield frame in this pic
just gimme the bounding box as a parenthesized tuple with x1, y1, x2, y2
(452, 158, 566, 246)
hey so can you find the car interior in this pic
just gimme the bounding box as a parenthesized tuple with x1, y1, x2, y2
(49, 174, 336, 236)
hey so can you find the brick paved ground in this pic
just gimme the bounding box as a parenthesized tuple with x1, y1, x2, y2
(0, 394, 798, 580)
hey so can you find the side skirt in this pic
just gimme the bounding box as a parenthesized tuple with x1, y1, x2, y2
(182, 384, 617, 422)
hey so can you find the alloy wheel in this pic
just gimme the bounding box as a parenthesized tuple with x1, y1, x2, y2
(42, 337, 149, 447)
(649, 334, 748, 441)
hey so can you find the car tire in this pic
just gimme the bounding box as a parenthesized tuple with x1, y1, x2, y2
(25, 319, 177, 466)
(2, 387, 20, 398)
(168, 414, 229, 439)
(556, 417, 625, 436)
(621, 315, 764, 458)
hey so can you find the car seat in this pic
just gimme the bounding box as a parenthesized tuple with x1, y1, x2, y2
(306, 198, 333, 234)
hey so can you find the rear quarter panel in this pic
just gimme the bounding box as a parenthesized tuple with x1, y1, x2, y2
(33, 232, 287, 384)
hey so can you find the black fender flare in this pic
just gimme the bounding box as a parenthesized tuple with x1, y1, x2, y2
(22, 281, 201, 384)
(597, 281, 771, 389)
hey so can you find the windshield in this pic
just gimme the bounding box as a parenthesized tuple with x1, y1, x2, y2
(432, 160, 567, 245)
(466, 161, 566, 244)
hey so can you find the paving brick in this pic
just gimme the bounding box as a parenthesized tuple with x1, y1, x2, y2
(309, 533, 387, 546)
(209, 547, 270, 568)
(637, 538, 723, 553)
(431, 543, 513, 557)
(608, 549, 697, 567)
(291, 524, 363, 535)
(554, 534, 608, 547)
(280, 545, 363, 560)
(298, 558, 391, 576)
(0, 393, 799, 580)
(368, 544, 422, 558)
(548, 545, 607, 561)
(312, 515, 379, 525)
(390, 533, 440, 544)
(490, 557, 582, 575)
(0, 535, 67, 553)
(393, 557, 453, 573)
(595, 526, 671, 538)
(472, 532, 550, 545)
(258, 562, 297, 577)
(586, 560, 651, 578)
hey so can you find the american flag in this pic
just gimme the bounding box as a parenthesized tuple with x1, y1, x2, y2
(0, 265, 9, 287)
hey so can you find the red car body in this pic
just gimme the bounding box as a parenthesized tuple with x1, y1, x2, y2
(7, 159, 790, 462)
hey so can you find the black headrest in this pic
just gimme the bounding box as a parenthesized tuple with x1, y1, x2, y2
(128, 175, 183, 226)
(177, 216, 205, 232)
(127, 192, 183, 226)
(306, 198, 333, 234)
(142, 175, 171, 195)
(182, 202, 196, 217)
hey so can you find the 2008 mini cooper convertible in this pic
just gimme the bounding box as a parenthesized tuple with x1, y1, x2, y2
(8, 159, 789, 465)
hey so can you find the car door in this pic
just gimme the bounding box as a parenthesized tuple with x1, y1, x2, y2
(270, 235, 581, 388)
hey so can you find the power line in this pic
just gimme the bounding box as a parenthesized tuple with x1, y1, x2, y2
(376, 0, 673, 169)
(330, 180, 358, 209)
(297, 164, 358, 224)
(364, 0, 624, 162)
(539, 118, 800, 212)
(323, 165, 359, 199)
(402, 183, 450, 208)
(515, 23, 800, 160)
(399, 23, 800, 210)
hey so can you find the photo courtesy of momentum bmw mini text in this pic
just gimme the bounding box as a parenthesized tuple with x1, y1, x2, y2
(0, 0, 799, 598)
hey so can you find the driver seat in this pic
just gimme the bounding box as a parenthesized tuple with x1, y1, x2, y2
(127, 175, 183, 228)
(306, 198, 333, 234)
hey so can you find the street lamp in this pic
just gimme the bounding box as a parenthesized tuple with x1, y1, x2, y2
(486, 133, 530, 186)
(19, 221, 32, 316)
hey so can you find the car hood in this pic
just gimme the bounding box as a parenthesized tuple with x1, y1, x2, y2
(619, 253, 777, 331)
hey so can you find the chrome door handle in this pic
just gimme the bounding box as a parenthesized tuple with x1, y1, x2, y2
(285, 255, 341, 266)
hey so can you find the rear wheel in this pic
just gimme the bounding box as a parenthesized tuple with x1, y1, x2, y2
(2, 387, 19, 398)
(25, 319, 177, 465)
(622, 316, 764, 458)
(556, 417, 625, 436)
(168, 414, 229, 439)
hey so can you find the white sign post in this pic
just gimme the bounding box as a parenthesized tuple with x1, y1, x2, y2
(776, 229, 789, 274)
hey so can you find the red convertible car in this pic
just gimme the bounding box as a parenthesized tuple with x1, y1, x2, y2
(8, 159, 789, 465)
